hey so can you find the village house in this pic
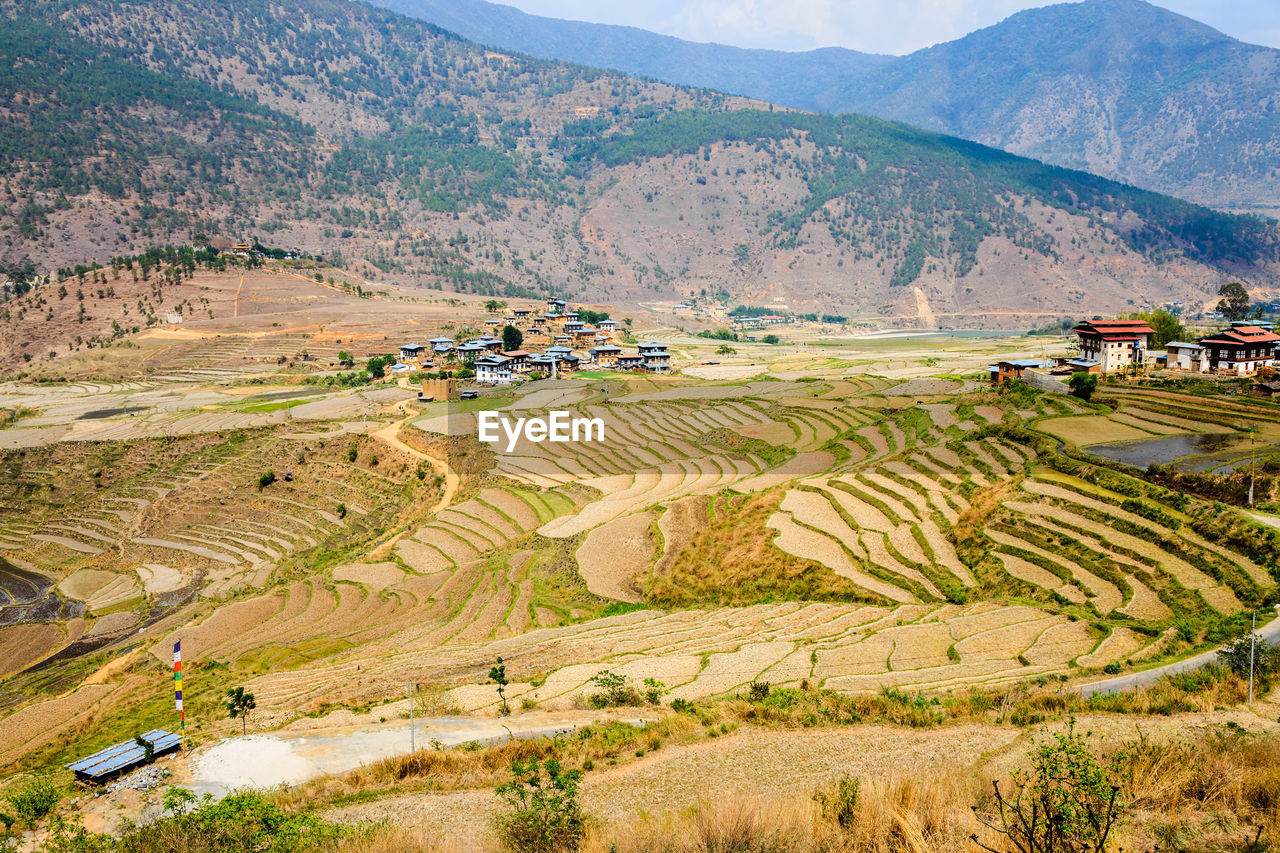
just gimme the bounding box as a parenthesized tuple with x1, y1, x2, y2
(638, 341, 671, 373)
(1069, 320, 1155, 373)
(512, 308, 532, 320)
(589, 344, 622, 366)
(564, 319, 585, 334)
(987, 359, 1049, 387)
(503, 350, 530, 371)
(599, 319, 617, 333)
(1164, 341, 1207, 372)
(474, 353, 514, 385)
(1198, 325, 1280, 375)
(616, 352, 644, 370)
(547, 298, 567, 314)
(454, 342, 485, 362)
(429, 337, 455, 354)
(474, 336, 504, 353)
(399, 343, 427, 364)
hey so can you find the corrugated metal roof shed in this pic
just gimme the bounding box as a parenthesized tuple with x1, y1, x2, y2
(66, 729, 181, 782)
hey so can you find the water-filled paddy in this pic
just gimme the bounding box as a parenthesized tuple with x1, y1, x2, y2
(1087, 431, 1251, 469)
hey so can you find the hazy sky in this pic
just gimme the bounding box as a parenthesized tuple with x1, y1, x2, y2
(497, 0, 1280, 54)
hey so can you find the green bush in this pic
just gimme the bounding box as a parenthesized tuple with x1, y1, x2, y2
(7, 777, 60, 827)
(586, 671, 665, 707)
(1069, 371, 1098, 402)
(814, 774, 860, 828)
(37, 789, 346, 852)
(494, 759, 585, 853)
(1217, 633, 1280, 688)
(974, 719, 1130, 853)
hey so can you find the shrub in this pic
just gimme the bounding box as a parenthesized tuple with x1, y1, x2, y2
(257, 471, 276, 490)
(6, 777, 60, 827)
(494, 758, 585, 853)
(1069, 371, 1098, 402)
(670, 698, 694, 713)
(490, 657, 510, 716)
(814, 774, 860, 828)
(1103, 662, 1122, 675)
(587, 671, 664, 707)
(973, 719, 1130, 853)
(1217, 632, 1280, 688)
(747, 680, 771, 701)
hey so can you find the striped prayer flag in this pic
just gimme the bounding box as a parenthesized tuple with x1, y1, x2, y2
(173, 640, 183, 716)
(174, 639, 185, 752)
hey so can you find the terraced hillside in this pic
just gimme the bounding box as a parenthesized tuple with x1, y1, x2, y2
(3, 354, 1278, 775)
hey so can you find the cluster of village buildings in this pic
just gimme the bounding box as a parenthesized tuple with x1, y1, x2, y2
(398, 298, 671, 389)
(990, 319, 1280, 387)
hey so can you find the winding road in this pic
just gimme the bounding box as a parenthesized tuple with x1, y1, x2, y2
(1075, 609, 1280, 697)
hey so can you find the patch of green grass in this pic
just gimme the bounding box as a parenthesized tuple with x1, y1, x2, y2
(241, 398, 308, 413)
(234, 638, 355, 674)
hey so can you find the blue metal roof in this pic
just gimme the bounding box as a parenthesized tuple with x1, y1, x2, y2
(66, 730, 181, 781)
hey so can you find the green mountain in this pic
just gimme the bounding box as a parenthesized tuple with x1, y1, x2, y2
(371, 0, 1280, 210)
(1, 0, 1277, 324)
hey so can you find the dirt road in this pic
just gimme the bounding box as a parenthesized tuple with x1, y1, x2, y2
(370, 405, 459, 515)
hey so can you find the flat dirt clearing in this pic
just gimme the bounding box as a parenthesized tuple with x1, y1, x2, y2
(332, 562, 404, 592)
(576, 512, 655, 602)
(682, 364, 768, 380)
(0, 622, 62, 677)
(731, 421, 795, 445)
(886, 379, 962, 396)
(1035, 416, 1154, 446)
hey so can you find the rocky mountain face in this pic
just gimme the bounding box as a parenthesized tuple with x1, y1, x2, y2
(373, 0, 1280, 210)
(0, 0, 1277, 326)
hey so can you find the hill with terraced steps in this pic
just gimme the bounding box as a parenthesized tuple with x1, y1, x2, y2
(2, 332, 1279, 776)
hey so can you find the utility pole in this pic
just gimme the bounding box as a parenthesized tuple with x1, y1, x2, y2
(409, 681, 416, 752)
(1249, 609, 1256, 704)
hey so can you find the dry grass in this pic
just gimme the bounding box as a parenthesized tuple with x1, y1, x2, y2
(645, 490, 880, 607)
(324, 723, 1280, 853)
(1124, 728, 1280, 850)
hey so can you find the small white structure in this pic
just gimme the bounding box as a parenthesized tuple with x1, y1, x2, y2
(1165, 341, 1207, 372)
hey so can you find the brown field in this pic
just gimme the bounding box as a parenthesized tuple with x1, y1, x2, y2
(1, 324, 1275, 803)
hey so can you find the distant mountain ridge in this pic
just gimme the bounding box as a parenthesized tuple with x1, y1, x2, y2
(369, 0, 893, 110)
(370, 0, 1280, 210)
(1, 0, 1278, 328)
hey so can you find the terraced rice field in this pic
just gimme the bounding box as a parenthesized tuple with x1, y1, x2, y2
(4, 364, 1278, 771)
(163, 379, 1274, 718)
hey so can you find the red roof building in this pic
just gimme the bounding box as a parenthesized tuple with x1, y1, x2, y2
(1198, 325, 1280, 375)
(1070, 320, 1156, 373)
